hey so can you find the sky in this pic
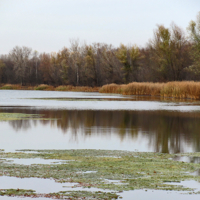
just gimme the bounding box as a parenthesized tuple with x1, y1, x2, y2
(0, 0, 200, 54)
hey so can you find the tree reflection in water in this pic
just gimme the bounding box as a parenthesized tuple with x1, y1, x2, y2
(2, 108, 200, 153)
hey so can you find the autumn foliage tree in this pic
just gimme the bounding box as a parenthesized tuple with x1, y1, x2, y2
(148, 24, 190, 81)
(187, 12, 200, 78)
(116, 44, 140, 83)
(0, 12, 200, 86)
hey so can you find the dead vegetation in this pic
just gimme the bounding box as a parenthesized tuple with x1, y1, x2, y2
(2, 82, 200, 99)
(0, 84, 99, 92)
(99, 81, 200, 99)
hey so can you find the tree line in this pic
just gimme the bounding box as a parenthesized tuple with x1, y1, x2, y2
(0, 12, 200, 87)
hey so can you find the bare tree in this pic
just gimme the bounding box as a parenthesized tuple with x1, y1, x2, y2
(69, 39, 84, 86)
(0, 59, 5, 83)
(32, 50, 39, 84)
(9, 46, 32, 85)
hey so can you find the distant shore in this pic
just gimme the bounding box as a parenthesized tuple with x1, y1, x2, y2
(1, 81, 200, 100)
(0, 84, 99, 92)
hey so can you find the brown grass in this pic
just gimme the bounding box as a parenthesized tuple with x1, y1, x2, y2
(34, 84, 55, 91)
(0, 84, 35, 90)
(2, 82, 200, 99)
(0, 84, 99, 92)
(0, 84, 23, 90)
(99, 81, 200, 100)
(55, 85, 99, 92)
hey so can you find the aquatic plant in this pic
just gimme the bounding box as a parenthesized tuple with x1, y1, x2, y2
(0, 113, 46, 121)
(1, 149, 200, 193)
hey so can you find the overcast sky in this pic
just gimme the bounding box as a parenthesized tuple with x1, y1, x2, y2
(0, 0, 200, 54)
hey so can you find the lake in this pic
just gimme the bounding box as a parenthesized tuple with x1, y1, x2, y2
(1, 90, 200, 153)
(1, 90, 200, 199)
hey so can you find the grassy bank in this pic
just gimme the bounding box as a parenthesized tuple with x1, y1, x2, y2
(99, 81, 200, 100)
(0, 84, 99, 92)
(1, 82, 200, 100)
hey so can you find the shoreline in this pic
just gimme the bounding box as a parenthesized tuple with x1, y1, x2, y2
(1, 81, 200, 100)
(0, 84, 99, 92)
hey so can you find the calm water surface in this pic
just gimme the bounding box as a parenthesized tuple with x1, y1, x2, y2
(1, 90, 200, 199)
(0, 90, 200, 153)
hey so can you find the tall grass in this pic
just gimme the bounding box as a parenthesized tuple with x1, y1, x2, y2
(0, 84, 24, 90)
(55, 85, 99, 92)
(0, 84, 99, 92)
(2, 82, 200, 99)
(34, 84, 55, 91)
(99, 81, 200, 99)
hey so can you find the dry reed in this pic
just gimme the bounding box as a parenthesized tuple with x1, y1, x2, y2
(1, 84, 24, 90)
(99, 81, 200, 100)
(34, 84, 55, 91)
(55, 85, 99, 92)
(0, 84, 99, 92)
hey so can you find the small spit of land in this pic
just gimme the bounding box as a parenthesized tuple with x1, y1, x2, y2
(2, 81, 200, 100)
(0, 149, 200, 199)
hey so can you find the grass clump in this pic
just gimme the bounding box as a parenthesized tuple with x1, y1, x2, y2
(51, 191, 119, 199)
(0, 84, 22, 90)
(100, 81, 200, 100)
(0, 189, 119, 199)
(0, 189, 36, 196)
(55, 85, 99, 92)
(55, 85, 74, 91)
(34, 84, 55, 90)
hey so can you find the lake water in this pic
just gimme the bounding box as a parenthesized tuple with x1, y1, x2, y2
(1, 90, 200, 199)
(1, 90, 200, 153)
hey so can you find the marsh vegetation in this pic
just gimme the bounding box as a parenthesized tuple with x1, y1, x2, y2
(1, 149, 200, 199)
(99, 81, 200, 100)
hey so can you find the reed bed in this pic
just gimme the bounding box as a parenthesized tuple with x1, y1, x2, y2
(55, 85, 99, 92)
(2, 82, 200, 99)
(34, 84, 55, 91)
(0, 84, 99, 92)
(99, 81, 200, 100)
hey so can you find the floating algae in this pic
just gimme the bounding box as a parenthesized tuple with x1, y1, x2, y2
(1, 150, 200, 194)
(0, 113, 48, 121)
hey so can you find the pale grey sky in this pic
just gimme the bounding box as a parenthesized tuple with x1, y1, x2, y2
(0, 0, 200, 54)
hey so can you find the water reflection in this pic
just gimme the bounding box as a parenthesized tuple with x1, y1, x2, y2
(1, 108, 200, 153)
(173, 156, 200, 164)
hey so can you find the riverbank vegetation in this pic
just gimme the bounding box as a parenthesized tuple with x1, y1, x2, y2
(1, 81, 200, 100)
(0, 84, 99, 92)
(99, 81, 200, 99)
(0, 12, 200, 87)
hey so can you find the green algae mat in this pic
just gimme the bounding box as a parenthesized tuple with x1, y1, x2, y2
(0, 113, 48, 121)
(0, 149, 200, 199)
